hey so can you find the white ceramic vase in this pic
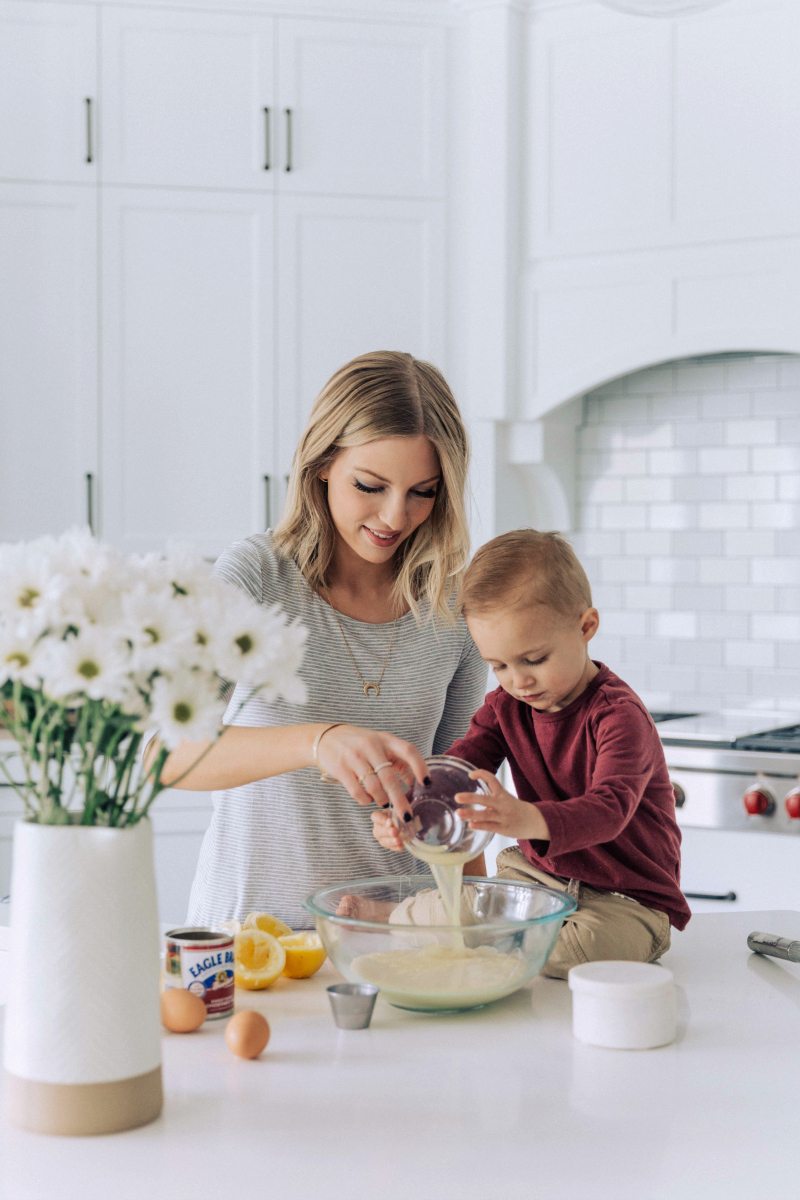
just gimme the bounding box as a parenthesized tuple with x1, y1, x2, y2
(2, 819, 163, 1135)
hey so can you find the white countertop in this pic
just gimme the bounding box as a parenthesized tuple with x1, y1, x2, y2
(1, 910, 797, 1200)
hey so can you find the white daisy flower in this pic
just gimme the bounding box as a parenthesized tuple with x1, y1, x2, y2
(0, 541, 68, 632)
(0, 627, 44, 689)
(150, 669, 225, 748)
(39, 627, 130, 704)
(120, 587, 194, 674)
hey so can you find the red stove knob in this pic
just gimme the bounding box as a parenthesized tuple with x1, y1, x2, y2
(743, 784, 776, 816)
(785, 788, 800, 819)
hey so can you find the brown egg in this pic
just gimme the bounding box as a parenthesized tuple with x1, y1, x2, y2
(160, 987, 207, 1033)
(224, 1009, 271, 1059)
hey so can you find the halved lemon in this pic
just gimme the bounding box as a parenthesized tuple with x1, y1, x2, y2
(278, 932, 327, 979)
(242, 910, 293, 939)
(234, 928, 286, 990)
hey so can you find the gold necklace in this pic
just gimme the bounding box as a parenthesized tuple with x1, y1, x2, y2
(323, 592, 398, 699)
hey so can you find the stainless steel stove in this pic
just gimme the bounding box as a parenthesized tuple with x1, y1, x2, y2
(652, 710, 800, 835)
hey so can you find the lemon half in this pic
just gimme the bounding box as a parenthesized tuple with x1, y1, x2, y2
(278, 932, 327, 979)
(242, 911, 293, 939)
(234, 928, 286, 990)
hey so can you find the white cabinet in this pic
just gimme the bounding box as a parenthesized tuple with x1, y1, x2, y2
(276, 19, 445, 198)
(0, 1, 97, 184)
(0, 183, 97, 541)
(0, 2, 448, 554)
(99, 8, 276, 191)
(276, 194, 445, 461)
(100, 188, 277, 556)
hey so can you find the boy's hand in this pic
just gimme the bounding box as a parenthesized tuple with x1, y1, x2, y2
(371, 807, 405, 853)
(456, 769, 550, 842)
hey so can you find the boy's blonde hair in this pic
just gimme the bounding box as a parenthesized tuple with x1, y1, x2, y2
(273, 350, 470, 624)
(460, 529, 593, 619)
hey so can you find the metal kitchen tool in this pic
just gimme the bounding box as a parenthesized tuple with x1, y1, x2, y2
(395, 755, 493, 861)
(747, 931, 800, 963)
(326, 982, 379, 1029)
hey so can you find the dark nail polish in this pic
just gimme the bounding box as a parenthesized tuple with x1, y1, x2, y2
(379, 802, 391, 809)
(403, 812, 413, 823)
(423, 776, 432, 786)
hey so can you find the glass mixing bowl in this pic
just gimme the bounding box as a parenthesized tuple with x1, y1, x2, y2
(305, 875, 576, 1013)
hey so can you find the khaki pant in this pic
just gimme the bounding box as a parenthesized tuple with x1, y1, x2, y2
(495, 846, 672, 980)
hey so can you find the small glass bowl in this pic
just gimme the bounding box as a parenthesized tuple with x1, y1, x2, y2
(395, 755, 493, 863)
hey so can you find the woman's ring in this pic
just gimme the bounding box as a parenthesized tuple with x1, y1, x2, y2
(358, 769, 377, 787)
(374, 761, 393, 773)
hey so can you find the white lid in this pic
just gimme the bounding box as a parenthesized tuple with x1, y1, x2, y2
(568, 961, 674, 996)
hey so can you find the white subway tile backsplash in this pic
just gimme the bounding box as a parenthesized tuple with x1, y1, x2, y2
(751, 390, 800, 417)
(649, 557, 699, 584)
(649, 449, 698, 475)
(675, 361, 726, 392)
(672, 531, 724, 556)
(724, 641, 775, 669)
(601, 611, 648, 637)
(751, 558, 800, 585)
(698, 557, 749, 585)
(752, 446, 800, 472)
(624, 530, 673, 555)
(725, 530, 777, 556)
(654, 612, 697, 639)
(698, 503, 750, 530)
(598, 504, 648, 530)
(752, 614, 800, 640)
(600, 557, 648, 583)
(725, 475, 776, 501)
(625, 477, 672, 502)
(698, 612, 750, 640)
(751, 503, 799, 529)
(576, 353, 800, 712)
(723, 356, 780, 389)
(674, 421, 725, 447)
(650, 504, 696, 530)
(726, 586, 777, 613)
(724, 419, 778, 445)
(698, 447, 749, 474)
(675, 476, 724, 502)
(673, 641, 723, 667)
(650, 395, 700, 421)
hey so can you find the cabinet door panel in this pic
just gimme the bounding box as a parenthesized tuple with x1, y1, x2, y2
(277, 19, 445, 198)
(0, 1, 96, 184)
(100, 8, 275, 191)
(276, 196, 445, 480)
(101, 189, 275, 556)
(0, 184, 97, 540)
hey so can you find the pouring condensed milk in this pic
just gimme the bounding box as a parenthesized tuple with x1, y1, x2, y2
(350, 758, 531, 1010)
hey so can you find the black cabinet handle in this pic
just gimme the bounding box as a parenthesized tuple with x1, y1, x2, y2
(85, 97, 93, 164)
(263, 107, 271, 171)
(263, 474, 271, 530)
(284, 108, 293, 172)
(85, 472, 95, 534)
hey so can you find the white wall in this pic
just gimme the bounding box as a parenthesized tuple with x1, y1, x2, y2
(571, 352, 800, 714)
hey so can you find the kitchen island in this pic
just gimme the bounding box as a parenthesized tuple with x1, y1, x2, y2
(0, 909, 796, 1200)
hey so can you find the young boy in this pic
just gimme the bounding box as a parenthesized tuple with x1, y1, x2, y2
(372, 528, 690, 979)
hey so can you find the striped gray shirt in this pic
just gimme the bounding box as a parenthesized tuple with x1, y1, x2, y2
(186, 533, 488, 930)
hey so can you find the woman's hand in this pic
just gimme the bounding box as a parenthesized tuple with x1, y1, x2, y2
(313, 724, 427, 818)
(456, 769, 550, 842)
(370, 807, 406, 853)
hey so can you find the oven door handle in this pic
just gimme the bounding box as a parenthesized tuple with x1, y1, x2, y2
(684, 890, 738, 902)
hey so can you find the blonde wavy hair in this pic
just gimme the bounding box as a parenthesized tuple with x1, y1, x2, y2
(273, 350, 471, 624)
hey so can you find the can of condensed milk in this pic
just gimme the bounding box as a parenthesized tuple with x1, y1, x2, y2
(164, 927, 235, 1019)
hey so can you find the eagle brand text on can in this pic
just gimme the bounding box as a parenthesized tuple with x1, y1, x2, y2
(164, 927, 235, 1019)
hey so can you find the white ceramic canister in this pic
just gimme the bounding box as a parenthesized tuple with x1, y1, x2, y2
(568, 961, 677, 1050)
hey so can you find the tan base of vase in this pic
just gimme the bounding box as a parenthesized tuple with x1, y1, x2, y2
(4, 1065, 163, 1136)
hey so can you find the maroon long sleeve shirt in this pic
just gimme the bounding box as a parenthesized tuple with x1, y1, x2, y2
(448, 662, 691, 929)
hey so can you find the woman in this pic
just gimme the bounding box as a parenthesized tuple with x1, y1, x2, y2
(163, 350, 488, 929)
